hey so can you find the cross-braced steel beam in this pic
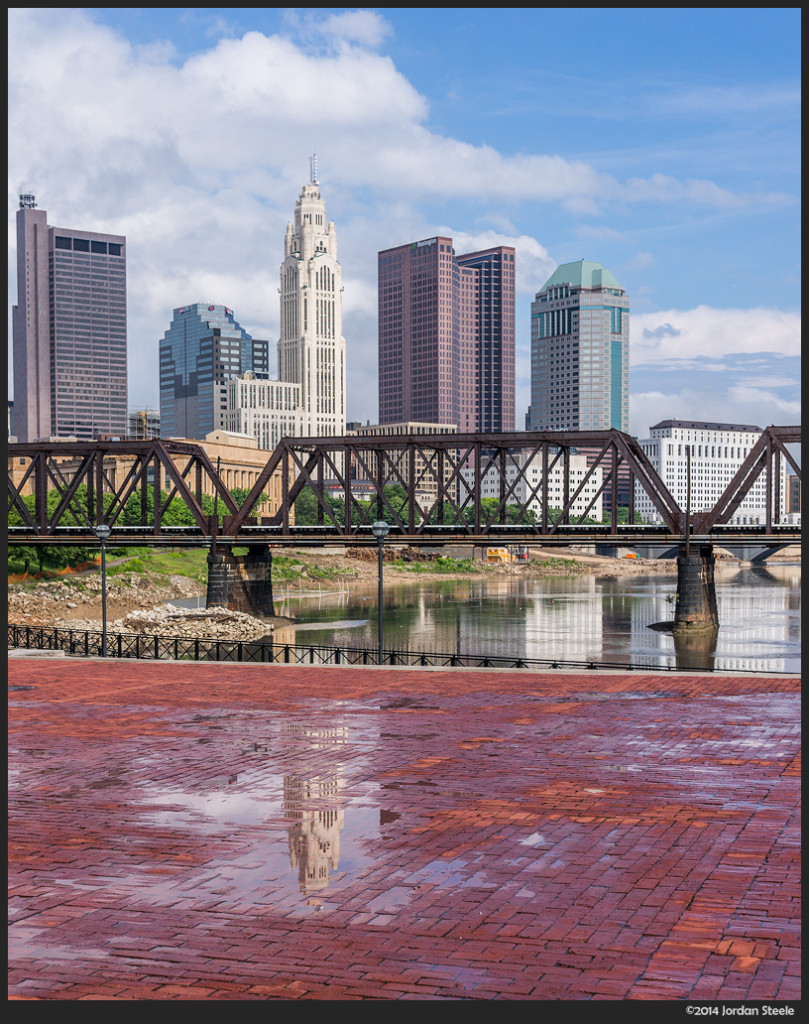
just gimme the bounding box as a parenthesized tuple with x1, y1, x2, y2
(8, 428, 801, 546)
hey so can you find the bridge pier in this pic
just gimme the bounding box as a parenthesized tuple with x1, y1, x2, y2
(206, 545, 275, 617)
(673, 543, 719, 634)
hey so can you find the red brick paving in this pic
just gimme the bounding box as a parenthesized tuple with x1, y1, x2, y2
(8, 658, 801, 1001)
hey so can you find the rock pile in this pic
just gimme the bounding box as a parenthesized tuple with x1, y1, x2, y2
(8, 572, 203, 626)
(62, 603, 273, 642)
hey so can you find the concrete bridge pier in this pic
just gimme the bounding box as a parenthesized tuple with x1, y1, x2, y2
(206, 545, 275, 617)
(673, 543, 719, 634)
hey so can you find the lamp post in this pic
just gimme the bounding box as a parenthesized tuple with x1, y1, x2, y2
(93, 524, 111, 657)
(684, 445, 691, 556)
(371, 520, 389, 663)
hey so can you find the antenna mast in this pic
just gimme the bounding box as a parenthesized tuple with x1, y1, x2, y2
(310, 153, 319, 186)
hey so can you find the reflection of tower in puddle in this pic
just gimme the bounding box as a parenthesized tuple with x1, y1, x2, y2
(282, 724, 347, 894)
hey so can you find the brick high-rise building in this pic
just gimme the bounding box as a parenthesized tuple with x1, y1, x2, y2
(377, 236, 515, 432)
(11, 193, 128, 442)
(456, 246, 516, 433)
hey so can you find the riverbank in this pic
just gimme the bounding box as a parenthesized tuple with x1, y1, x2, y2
(7, 544, 798, 641)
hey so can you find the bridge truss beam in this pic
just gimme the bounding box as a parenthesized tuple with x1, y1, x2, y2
(7, 428, 801, 547)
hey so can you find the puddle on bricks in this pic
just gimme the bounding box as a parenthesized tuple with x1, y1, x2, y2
(125, 717, 388, 916)
(11, 704, 605, 923)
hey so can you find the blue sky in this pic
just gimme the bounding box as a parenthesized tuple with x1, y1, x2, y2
(8, 7, 801, 438)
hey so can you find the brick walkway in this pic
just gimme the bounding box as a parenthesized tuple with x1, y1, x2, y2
(8, 657, 801, 1001)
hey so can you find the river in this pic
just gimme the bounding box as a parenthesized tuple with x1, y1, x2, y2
(265, 562, 800, 674)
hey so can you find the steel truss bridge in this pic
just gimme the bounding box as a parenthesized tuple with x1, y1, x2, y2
(7, 426, 801, 551)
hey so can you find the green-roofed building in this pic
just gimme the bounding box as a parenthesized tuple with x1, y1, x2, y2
(526, 259, 629, 433)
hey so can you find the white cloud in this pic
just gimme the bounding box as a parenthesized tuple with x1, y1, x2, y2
(622, 251, 655, 272)
(631, 307, 801, 365)
(574, 224, 627, 243)
(9, 9, 778, 211)
(726, 385, 801, 418)
(630, 385, 800, 439)
(7, 8, 801, 430)
(317, 10, 393, 49)
(657, 83, 801, 117)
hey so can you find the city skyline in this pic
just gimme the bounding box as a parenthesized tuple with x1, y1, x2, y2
(7, 8, 801, 439)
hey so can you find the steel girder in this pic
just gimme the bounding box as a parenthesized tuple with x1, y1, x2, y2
(8, 427, 801, 544)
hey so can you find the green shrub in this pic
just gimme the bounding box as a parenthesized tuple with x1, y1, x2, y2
(106, 559, 145, 576)
(391, 556, 480, 574)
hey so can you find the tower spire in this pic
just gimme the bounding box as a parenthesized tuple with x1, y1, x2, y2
(309, 153, 318, 186)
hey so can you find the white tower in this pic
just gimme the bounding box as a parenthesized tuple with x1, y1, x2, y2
(278, 160, 346, 436)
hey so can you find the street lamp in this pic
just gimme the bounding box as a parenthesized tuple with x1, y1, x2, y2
(684, 445, 691, 556)
(371, 520, 389, 662)
(92, 524, 111, 657)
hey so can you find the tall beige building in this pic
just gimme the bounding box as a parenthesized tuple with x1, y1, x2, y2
(222, 164, 347, 445)
(278, 160, 346, 436)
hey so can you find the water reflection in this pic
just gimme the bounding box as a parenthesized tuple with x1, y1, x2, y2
(672, 628, 720, 672)
(281, 724, 347, 895)
(138, 718, 374, 911)
(273, 562, 800, 673)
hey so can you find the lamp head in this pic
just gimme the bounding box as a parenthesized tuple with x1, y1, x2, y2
(371, 519, 390, 541)
(93, 524, 112, 542)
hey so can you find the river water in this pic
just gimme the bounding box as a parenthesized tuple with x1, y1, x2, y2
(266, 562, 800, 674)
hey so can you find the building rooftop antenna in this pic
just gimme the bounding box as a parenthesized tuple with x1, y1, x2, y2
(310, 153, 319, 186)
(19, 191, 37, 209)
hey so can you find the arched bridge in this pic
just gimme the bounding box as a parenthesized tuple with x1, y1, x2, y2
(8, 426, 800, 551)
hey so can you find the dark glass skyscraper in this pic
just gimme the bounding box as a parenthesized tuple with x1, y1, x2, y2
(158, 303, 269, 439)
(11, 194, 128, 442)
(378, 237, 515, 432)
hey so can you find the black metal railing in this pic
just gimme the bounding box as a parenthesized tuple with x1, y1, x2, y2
(8, 622, 675, 672)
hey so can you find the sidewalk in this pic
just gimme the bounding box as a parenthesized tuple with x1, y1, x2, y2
(8, 657, 801, 1001)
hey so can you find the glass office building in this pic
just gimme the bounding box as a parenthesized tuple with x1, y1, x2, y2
(159, 303, 269, 439)
(526, 260, 629, 432)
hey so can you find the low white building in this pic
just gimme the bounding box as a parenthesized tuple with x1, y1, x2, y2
(461, 450, 603, 521)
(219, 373, 306, 450)
(635, 419, 788, 525)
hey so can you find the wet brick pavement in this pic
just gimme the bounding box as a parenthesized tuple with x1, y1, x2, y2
(8, 657, 801, 1001)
